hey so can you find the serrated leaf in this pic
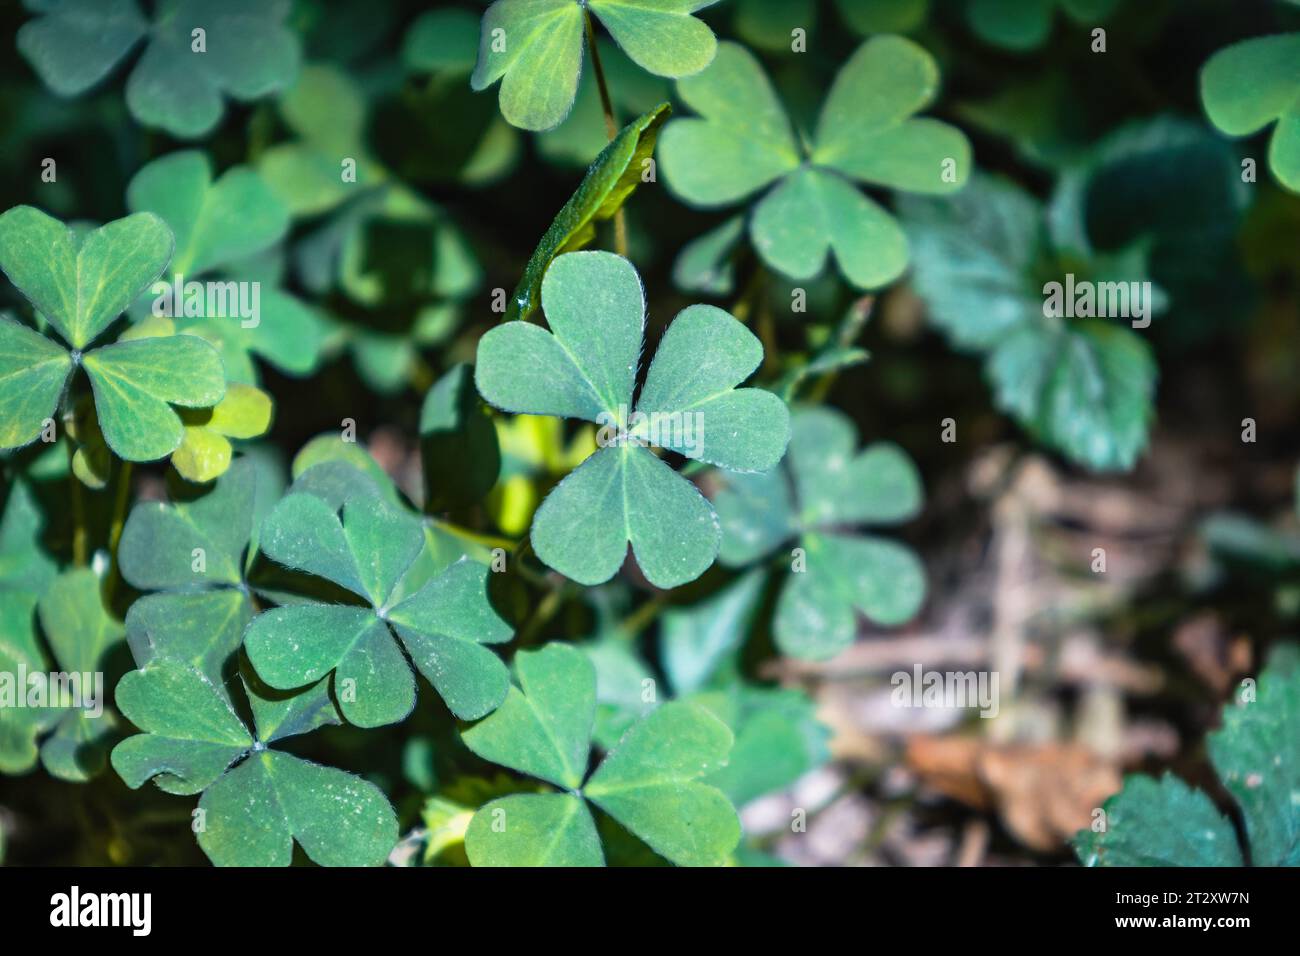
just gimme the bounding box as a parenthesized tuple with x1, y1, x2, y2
(901, 174, 1159, 471)
(1075, 773, 1243, 866)
(1207, 665, 1300, 866)
(1076, 651, 1299, 867)
(988, 318, 1156, 472)
(508, 104, 669, 321)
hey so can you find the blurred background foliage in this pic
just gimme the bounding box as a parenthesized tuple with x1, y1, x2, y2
(1, 0, 1299, 866)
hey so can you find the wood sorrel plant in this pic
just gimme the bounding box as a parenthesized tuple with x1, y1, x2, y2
(0, 0, 1286, 873)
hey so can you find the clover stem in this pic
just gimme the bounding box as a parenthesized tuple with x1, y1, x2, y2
(584, 10, 628, 257)
(106, 459, 133, 584)
(517, 579, 567, 645)
(806, 294, 874, 403)
(438, 521, 516, 552)
(620, 595, 666, 636)
(64, 428, 87, 567)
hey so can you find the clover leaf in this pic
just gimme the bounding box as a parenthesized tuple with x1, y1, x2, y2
(900, 173, 1159, 471)
(692, 684, 831, 809)
(711, 405, 925, 660)
(1201, 32, 1300, 193)
(536, 38, 670, 167)
(113, 661, 398, 866)
(476, 251, 790, 588)
(1076, 649, 1298, 866)
(243, 464, 513, 727)
(0, 206, 227, 462)
(18, 0, 301, 139)
(966, 0, 1120, 51)
(471, 0, 719, 132)
(509, 104, 669, 321)
(0, 568, 123, 781)
(589, 572, 832, 808)
(462, 642, 740, 866)
(659, 37, 971, 290)
(259, 65, 381, 217)
(126, 151, 327, 382)
(118, 457, 274, 699)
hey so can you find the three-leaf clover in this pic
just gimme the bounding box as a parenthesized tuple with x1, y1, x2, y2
(1076, 649, 1299, 866)
(0, 206, 226, 462)
(475, 251, 791, 588)
(113, 661, 398, 866)
(899, 173, 1159, 471)
(462, 642, 741, 866)
(966, 0, 1120, 51)
(126, 150, 327, 383)
(659, 37, 971, 290)
(243, 463, 513, 727)
(712, 405, 926, 660)
(1201, 31, 1300, 193)
(471, 0, 720, 131)
(586, 572, 832, 807)
(0, 567, 123, 781)
(17, 0, 302, 139)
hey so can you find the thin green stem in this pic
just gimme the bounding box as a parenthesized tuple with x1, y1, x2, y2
(517, 580, 567, 645)
(584, 10, 628, 257)
(63, 417, 87, 567)
(104, 459, 133, 600)
(620, 596, 666, 636)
